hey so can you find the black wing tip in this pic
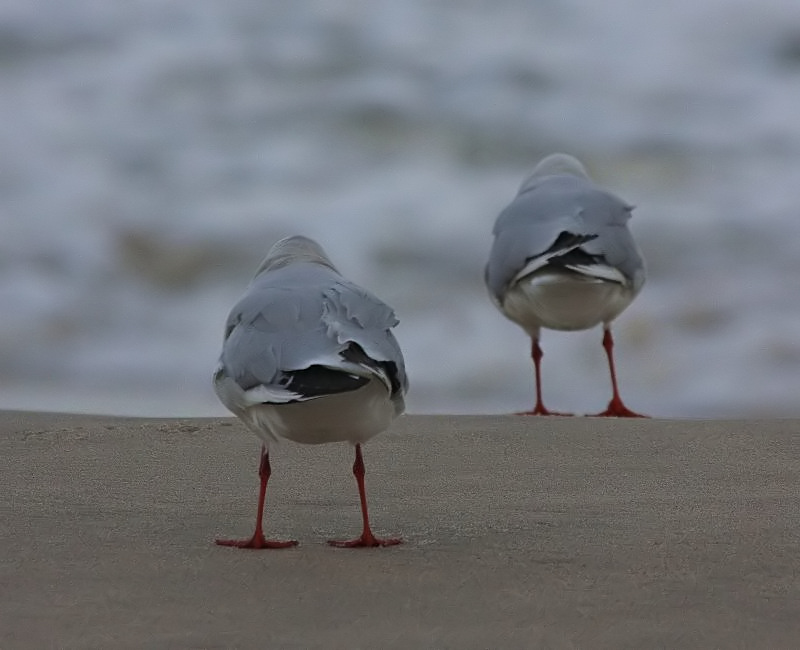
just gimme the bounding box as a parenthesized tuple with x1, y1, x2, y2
(342, 342, 405, 397)
(524, 230, 603, 271)
(279, 365, 370, 399)
(544, 231, 598, 254)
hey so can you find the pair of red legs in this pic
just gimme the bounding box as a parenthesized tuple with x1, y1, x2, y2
(216, 443, 401, 549)
(521, 328, 647, 418)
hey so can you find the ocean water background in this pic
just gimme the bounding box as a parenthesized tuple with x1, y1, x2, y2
(3, 0, 800, 417)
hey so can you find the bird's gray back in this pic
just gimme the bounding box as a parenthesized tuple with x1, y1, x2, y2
(486, 174, 644, 300)
(220, 263, 407, 394)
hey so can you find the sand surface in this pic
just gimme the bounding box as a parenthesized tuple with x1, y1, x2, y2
(1, 412, 799, 649)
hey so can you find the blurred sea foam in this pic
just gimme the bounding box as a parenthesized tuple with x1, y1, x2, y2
(3, 0, 800, 417)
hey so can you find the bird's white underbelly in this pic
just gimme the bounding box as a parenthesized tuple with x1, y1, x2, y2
(242, 377, 396, 446)
(502, 272, 634, 333)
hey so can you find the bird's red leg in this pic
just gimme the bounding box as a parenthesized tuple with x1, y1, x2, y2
(517, 337, 572, 416)
(216, 445, 298, 549)
(592, 328, 648, 418)
(328, 444, 401, 548)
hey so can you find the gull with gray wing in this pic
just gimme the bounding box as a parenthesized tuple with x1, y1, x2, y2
(214, 235, 408, 548)
(485, 153, 646, 417)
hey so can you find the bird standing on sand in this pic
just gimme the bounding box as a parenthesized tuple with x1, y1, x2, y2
(485, 153, 646, 417)
(213, 235, 407, 548)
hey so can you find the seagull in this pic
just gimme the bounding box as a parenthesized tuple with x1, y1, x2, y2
(213, 235, 408, 548)
(485, 153, 646, 417)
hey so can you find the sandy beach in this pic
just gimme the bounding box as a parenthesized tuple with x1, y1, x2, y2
(1, 411, 799, 648)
